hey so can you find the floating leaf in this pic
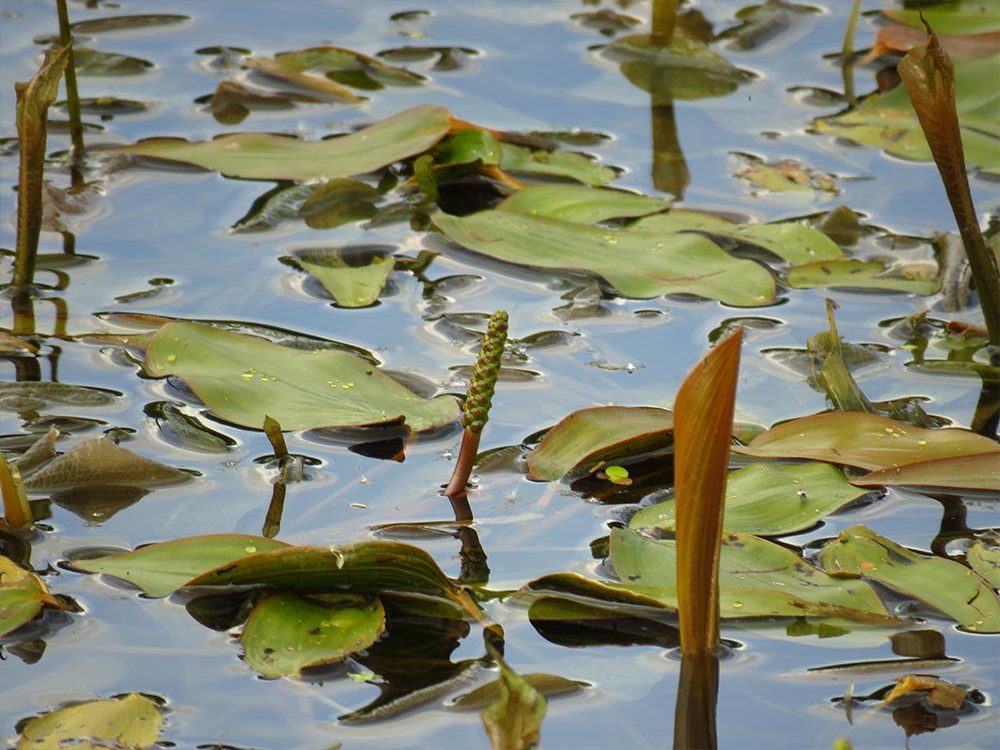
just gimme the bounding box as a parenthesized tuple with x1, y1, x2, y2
(0, 556, 64, 637)
(786, 259, 940, 295)
(966, 540, 1000, 589)
(206, 81, 309, 125)
(632, 209, 843, 265)
(71, 534, 289, 597)
(109, 104, 452, 180)
(864, 25, 1000, 64)
(527, 406, 673, 481)
(433, 210, 777, 306)
(820, 525, 1000, 633)
(883, 3, 1000, 35)
(499, 143, 614, 186)
(611, 527, 894, 622)
(241, 593, 385, 678)
(630, 462, 868, 537)
(736, 412, 1000, 470)
(297, 179, 380, 229)
(69, 13, 189, 33)
(434, 129, 502, 167)
(73, 48, 154, 77)
(21, 438, 190, 491)
(499, 184, 670, 224)
(145, 321, 459, 432)
(263, 45, 425, 87)
(0, 382, 119, 407)
(246, 57, 366, 102)
(853, 453, 1000, 493)
(882, 675, 967, 710)
(813, 57, 1000, 172)
(733, 153, 839, 195)
(16, 693, 163, 750)
(292, 247, 394, 307)
(185, 541, 481, 619)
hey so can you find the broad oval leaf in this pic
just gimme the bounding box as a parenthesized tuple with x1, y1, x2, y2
(820, 526, 1000, 633)
(16, 694, 162, 750)
(109, 104, 452, 180)
(736, 412, 1000, 470)
(632, 209, 843, 265)
(185, 541, 480, 619)
(22, 438, 191, 491)
(70, 534, 289, 598)
(610, 527, 894, 623)
(145, 321, 459, 433)
(499, 184, 670, 224)
(527, 406, 673, 481)
(433, 210, 776, 306)
(0, 556, 65, 637)
(241, 593, 385, 678)
(630, 462, 869, 537)
(786, 259, 940, 295)
(853, 453, 1000, 493)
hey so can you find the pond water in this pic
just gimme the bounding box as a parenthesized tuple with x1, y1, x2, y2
(1, 1, 998, 748)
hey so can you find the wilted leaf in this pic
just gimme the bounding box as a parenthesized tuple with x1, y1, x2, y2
(21, 438, 190, 491)
(70, 534, 289, 597)
(863, 25, 1000, 64)
(145, 321, 459, 432)
(786, 259, 940, 295)
(433, 210, 777, 306)
(630, 462, 868, 536)
(632, 209, 843, 265)
(16, 693, 162, 750)
(499, 143, 614, 186)
(736, 412, 1000, 470)
(108, 104, 452, 180)
(820, 525, 1000, 633)
(853, 453, 1000, 493)
(241, 593, 385, 678)
(882, 675, 967, 710)
(499, 184, 670, 224)
(527, 406, 673, 481)
(0, 556, 65, 637)
(612, 527, 894, 623)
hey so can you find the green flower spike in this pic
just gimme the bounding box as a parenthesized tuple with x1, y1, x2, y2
(463, 310, 509, 434)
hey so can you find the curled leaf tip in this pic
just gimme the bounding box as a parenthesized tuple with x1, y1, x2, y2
(462, 310, 509, 434)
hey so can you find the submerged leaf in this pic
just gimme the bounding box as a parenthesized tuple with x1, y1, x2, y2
(820, 526, 1000, 633)
(736, 412, 1000, 470)
(630, 462, 868, 536)
(433, 210, 777, 306)
(241, 593, 385, 678)
(145, 321, 459, 433)
(527, 406, 673, 481)
(71, 534, 289, 597)
(109, 104, 452, 180)
(16, 693, 162, 750)
(0, 556, 64, 637)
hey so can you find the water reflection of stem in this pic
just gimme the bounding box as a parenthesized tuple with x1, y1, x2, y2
(651, 0, 678, 46)
(651, 103, 689, 199)
(970, 355, 1000, 438)
(55, 0, 84, 187)
(840, 0, 862, 107)
(262, 481, 286, 538)
(10, 290, 36, 337)
(673, 652, 719, 750)
(456, 524, 490, 585)
(930, 494, 971, 557)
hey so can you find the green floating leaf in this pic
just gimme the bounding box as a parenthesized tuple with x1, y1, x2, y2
(632, 209, 843, 265)
(813, 57, 1000, 172)
(297, 178, 380, 229)
(71, 534, 289, 598)
(820, 525, 1000, 633)
(481, 654, 547, 750)
(630, 462, 869, 537)
(241, 593, 385, 678)
(73, 48, 154, 77)
(70, 13, 189, 33)
(16, 693, 163, 750)
(0, 381, 120, 407)
(499, 184, 670, 224)
(293, 246, 394, 308)
(527, 406, 673, 481)
(145, 321, 459, 433)
(185, 540, 480, 619)
(433, 210, 777, 306)
(853, 453, 1000, 493)
(733, 153, 839, 195)
(786, 259, 940, 295)
(109, 104, 452, 180)
(21, 438, 191, 491)
(611, 527, 894, 623)
(736, 412, 1000, 470)
(884, 2, 1000, 35)
(966, 540, 1000, 589)
(499, 143, 614, 186)
(0, 556, 65, 637)
(266, 45, 426, 88)
(435, 129, 502, 167)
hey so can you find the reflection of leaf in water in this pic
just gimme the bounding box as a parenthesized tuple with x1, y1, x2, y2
(820, 525, 1000, 633)
(241, 593, 385, 678)
(108, 104, 452, 180)
(0, 382, 120, 408)
(143, 401, 235, 453)
(145, 321, 459, 433)
(72, 48, 154, 76)
(377, 45, 481, 73)
(204, 81, 316, 125)
(297, 179, 380, 229)
(16, 694, 163, 750)
(291, 246, 394, 308)
(0, 556, 66, 637)
(571, 9, 642, 37)
(481, 650, 547, 750)
(721, 0, 821, 52)
(21, 437, 190, 491)
(231, 182, 317, 233)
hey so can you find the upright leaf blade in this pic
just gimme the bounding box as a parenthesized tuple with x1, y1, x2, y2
(674, 329, 742, 655)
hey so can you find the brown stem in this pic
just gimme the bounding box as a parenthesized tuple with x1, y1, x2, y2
(673, 652, 719, 750)
(651, 0, 678, 46)
(444, 427, 480, 522)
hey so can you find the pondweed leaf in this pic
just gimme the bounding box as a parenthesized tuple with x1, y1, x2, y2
(16, 694, 162, 750)
(0, 556, 66, 637)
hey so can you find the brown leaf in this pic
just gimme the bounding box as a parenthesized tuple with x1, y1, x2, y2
(882, 674, 967, 710)
(862, 25, 1000, 65)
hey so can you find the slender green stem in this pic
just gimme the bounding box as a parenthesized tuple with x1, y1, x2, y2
(55, 0, 85, 176)
(840, 0, 861, 106)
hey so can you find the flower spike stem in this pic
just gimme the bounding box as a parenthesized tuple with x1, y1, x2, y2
(445, 310, 508, 522)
